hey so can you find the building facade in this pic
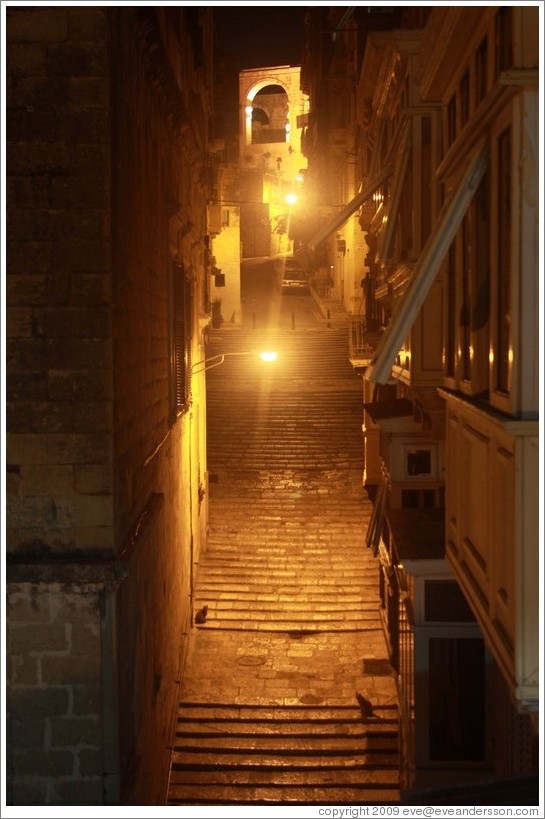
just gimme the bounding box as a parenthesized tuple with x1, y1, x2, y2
(300, 5, 539, 798)
(203, 64, 309, 328)
(238, 64, 309, 260)
(6, 7, 215, 805)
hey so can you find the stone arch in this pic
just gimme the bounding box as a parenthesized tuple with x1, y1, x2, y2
(243, 78, 291, 146)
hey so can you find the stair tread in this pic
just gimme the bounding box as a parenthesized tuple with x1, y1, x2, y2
(168, 323, 399, 805)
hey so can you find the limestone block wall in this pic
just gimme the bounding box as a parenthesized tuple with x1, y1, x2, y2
(6, 7, 211, 805)
(6, 582, 109, 805)
(6, 7, 115, 804)
(6, 5, 114, 557)
(109, 11, 210, 799)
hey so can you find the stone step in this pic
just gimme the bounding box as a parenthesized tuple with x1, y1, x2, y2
(175, 720, 397, 732)
(171, 749, 399, 769)
(193, 599, 378, 611)
(192, 611, 381, 624)
(201, 544, 373, 555)
(195, 578, 377, 590)
(168, 321, 400, 805)
(177, 703, 397, 719)
(193, 622, 383, 633)
(173, 734, 398, 752)
(169, 767, 396, 784)
(194, 568, 377, 580)
(168, 783, 400, 805)
(194, 592, 377, 605)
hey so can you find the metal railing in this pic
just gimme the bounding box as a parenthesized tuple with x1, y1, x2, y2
(348, 314, 382, 360)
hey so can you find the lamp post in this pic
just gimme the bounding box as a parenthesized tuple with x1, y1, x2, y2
(191, 350, 278, 374)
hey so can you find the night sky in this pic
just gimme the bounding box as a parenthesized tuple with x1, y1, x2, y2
(214, 5, 308, 70)
(212, 4, 309, 141)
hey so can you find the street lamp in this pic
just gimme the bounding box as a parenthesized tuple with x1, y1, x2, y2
(191, 350, 278, 374)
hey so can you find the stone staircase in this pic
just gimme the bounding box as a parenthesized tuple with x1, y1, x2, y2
(194, 489, 380, 633)
(167, 325, 399, 806)
(168, 703, 399, 805)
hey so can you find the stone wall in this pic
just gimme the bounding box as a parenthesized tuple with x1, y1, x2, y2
(109, 11, 208, 800)
(6, 7, 114, 804)
(6, 5, 113, 557)
(6, 7, 211, 805)
(6, 580, 112, 805)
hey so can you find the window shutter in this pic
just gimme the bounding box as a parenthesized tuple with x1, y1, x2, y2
(173, 263, 192, 414)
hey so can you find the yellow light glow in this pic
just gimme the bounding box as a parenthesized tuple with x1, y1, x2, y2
(245, 105, 253, 116)
(259, 351, 278, 362)
(489, 349, 495, 365)
(285, 193, 298, 205)
(295, 173, 304, 183)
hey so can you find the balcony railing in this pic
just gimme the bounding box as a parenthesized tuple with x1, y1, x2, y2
(348, 314, 383, 364)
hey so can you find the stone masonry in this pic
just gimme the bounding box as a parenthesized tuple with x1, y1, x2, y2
(6, 8, 213, 805)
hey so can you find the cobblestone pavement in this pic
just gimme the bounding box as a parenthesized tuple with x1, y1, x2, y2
(167, 315, 399, 806)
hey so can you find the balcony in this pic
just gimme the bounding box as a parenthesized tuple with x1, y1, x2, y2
(348, 314, 383, 367)
(439, 389, 539, 712)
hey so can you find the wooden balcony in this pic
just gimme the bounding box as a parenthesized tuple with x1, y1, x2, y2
(439, 389, 539, 712)
(348, 314, 383, 367)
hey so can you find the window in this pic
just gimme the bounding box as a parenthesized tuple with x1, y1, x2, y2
(475, 37, 488, 104)
(460, 212, 472, 381)
(446, 94, 456, 148)
(424, 580, 476, 623)
(495, 6, 513, 77)
(460, 70, 470, 128)
(471, 173, 491, 395)
(445, 243, 456, 377)
(365, 141, 487, 385)
(445, 169, 490, 395)
(421, 117, 432, 246)
(406, 449, 431, 476)
(171, 261, 192, 417)
(495, 127, 511, 394)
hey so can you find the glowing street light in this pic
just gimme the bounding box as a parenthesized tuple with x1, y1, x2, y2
(191, 350, 278, 374)
(285, 193, 298, 205)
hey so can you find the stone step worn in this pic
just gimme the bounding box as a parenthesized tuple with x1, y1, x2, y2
(168, 323, 400, 806)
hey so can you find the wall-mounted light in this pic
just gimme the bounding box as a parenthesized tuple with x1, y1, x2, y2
(192, 350, 278, 374)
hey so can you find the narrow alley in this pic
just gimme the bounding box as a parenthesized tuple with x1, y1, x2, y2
(6, 6, 539, 809)
(167, 302, 399, 806)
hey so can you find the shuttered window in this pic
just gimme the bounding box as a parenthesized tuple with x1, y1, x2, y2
(172, 261, 192, 416)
